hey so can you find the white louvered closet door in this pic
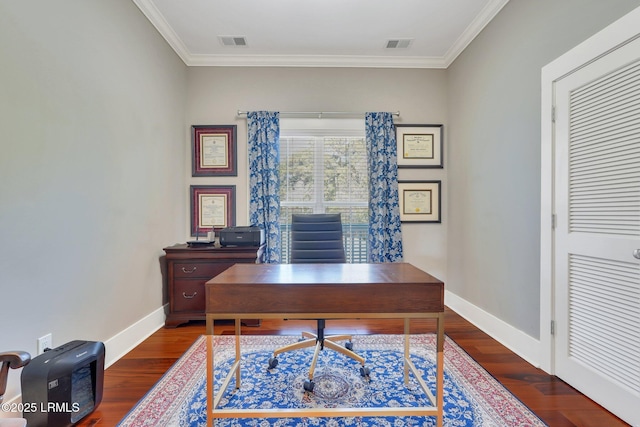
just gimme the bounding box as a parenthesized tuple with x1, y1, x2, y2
(554, 36, 640, 425)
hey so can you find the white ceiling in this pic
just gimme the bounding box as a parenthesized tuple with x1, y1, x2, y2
(132, 0, 509, 68)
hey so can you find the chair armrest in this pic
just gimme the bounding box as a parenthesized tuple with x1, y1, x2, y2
(0, 351, 31, 402)
(0, 352, 31, 369)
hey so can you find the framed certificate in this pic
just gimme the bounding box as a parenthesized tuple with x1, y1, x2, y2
(398, 181, 441, 223)
(190, 185, 236, 235)
(396, 124, 443, 168)
(192, 125, 237, 176)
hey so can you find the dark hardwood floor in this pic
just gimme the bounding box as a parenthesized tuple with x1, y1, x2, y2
(77, 308, 628, 426)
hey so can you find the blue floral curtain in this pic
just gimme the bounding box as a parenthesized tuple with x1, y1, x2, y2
(248, 111, 281, 263)
(365, 112, 403, 263)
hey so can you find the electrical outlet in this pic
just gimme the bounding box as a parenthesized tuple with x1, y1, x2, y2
(37, 333, 52, 355)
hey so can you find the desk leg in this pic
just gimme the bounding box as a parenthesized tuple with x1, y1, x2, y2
(235, 318, 242, 388)
(404, 318, 410, 385)
(206, 315, 214, 335)
(206, 315, 215, 426)
(436, 314, 444, 427)
(207, 319, 242, 426)
(206, 334, 214, 427)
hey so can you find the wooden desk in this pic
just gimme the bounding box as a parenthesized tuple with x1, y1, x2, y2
(205, 263, 445, 426)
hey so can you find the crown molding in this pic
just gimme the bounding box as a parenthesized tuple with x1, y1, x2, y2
(185, 54, 448, 69)
(132, 0, 191, 64)
(133, 0, 509, 69)
(443, 0, 510, 67)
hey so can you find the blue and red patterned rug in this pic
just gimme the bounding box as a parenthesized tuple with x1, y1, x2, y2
(118, 334, 546, 426)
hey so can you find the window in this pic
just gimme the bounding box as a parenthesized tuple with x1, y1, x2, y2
(279, 119, 368, 263)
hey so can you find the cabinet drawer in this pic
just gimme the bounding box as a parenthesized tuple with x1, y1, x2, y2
(172, 262, 234, 279)
(172, 280, 206, 312)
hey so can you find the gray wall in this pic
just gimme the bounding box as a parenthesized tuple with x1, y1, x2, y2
(446, 0, 640, 338)
(0, 0, 187, 399)
(185, 67, 449, 280)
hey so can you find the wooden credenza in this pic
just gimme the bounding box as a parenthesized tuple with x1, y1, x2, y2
(163, 243, 264, 328)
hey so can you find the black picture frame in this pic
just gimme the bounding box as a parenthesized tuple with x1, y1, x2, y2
(396, 124, 443, 168)
(398, 180, 441, 223)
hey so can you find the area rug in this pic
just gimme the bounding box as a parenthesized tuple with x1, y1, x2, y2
(118, 335, 546, 426)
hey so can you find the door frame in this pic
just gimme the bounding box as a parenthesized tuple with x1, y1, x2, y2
(540, 6, 640, 374)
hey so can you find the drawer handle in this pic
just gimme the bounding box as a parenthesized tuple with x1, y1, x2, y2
(181, 266, 197, 274)
(182, 291, 197, 299)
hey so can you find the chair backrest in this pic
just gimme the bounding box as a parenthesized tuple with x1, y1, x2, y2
(290, 213, 346, 263)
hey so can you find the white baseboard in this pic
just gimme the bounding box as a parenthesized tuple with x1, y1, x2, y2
(103, 305, 167, 368)
(445, 290, 541, 368)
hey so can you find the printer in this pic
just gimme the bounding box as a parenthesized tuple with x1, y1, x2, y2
(219, 226, 265, 247)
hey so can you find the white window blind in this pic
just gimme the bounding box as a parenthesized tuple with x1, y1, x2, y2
(279, 119, 368, 263)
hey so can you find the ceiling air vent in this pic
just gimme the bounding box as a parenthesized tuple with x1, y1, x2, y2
(385, 39, 413, 49)
(219, 36, 248, 47)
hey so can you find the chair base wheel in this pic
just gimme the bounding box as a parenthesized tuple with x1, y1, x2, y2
(303, 379, 315, 392)
(345, 341, 353, 351)
(360, 366, 370, 377)
(267, 357, 278, 369)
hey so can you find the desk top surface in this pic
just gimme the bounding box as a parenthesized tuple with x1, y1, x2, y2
(207, 262, 442, 286)
(206, 263, 444, 315)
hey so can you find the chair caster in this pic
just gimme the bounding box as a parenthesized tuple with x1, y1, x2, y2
(303, 379, 315, 392)
(360, 366, 371, 377)
(267, 357, 278, 369)
(345, 341, 353, 351)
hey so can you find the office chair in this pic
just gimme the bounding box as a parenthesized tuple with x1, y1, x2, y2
(267, 213, 370, 392)
(0, 351, 31, 427)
